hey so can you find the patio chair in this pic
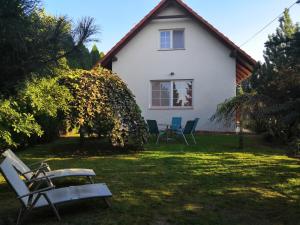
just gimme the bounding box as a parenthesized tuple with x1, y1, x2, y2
(175, 118, 199, 145)
(0, 158, 112, 225)
(191, 118, 199, 144)
(2, 150, 96, 184)
(146, 120, 165, 144)
(170, 117, 182, 132)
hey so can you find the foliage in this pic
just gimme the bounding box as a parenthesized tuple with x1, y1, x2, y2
(90, 44, 101, 67)
(0, 0, 98, 94)
(0, 99, 43, 149)
(63, 68, 148, 148)
(19, 75, 73, 142)
(0, 73, 74, 149)
(67, 44, 104, 70)
(19, 76, 73, 117)
(99, 51, 105, 60)
(67, 44, 92, 70)
(212, 10, 300, 146)
(0, 0, 100, 148)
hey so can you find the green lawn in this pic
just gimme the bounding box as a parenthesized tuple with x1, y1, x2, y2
(1, 135, 300, 225)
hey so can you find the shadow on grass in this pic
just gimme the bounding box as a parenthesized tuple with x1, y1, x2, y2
(1, 134, 300, 225)
(17, 137, 137, 159)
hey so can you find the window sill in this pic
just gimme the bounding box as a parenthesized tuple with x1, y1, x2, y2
(158, 48, 186, 51)
(149, 107, 193, 110)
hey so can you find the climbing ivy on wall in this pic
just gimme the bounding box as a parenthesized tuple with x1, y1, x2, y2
(63, 68, 148, 148)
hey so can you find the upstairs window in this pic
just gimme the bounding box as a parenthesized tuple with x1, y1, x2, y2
(160, 31, 171, 49)
(160, 29, 184, 50)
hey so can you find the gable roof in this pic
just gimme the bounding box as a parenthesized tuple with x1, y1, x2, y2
(99, 0, 256, 83)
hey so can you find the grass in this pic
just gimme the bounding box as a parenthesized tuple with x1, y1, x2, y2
(1, 134, 300, 225)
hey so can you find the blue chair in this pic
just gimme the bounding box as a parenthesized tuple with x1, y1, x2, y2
(175, 118, 199, 145)
(146, 120, 165, 144)
(170, 117, 182, 132)
(191, 118, 199, 144)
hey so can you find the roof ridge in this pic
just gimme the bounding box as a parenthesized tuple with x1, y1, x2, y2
(99, 0, 256, 68)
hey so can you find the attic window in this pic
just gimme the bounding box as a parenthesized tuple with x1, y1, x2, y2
(160, 29, 185, 50)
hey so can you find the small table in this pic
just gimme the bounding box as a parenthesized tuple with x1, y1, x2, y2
(158, 123, 173, 143)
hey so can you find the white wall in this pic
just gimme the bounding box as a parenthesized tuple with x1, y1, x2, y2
(112, 7, 236, 132)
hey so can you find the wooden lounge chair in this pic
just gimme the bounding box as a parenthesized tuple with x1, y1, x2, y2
(0, 158, 112, 225)
(2, 150, 96, 183)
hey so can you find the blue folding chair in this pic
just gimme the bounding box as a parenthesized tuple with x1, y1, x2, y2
(146, 120, 165, 144)
(175, 118, 199, 145)
(191, 118, 199, 144)
(170, 117, 182, 132)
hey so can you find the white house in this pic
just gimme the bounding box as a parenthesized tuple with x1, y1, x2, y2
(100, 0, 256, 132)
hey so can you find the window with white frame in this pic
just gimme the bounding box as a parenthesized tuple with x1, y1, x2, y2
(160, 29, 184, 50)
(151, 80, 193, 108)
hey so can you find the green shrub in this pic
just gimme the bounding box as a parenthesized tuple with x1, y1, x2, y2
(63, 68, 148, 148)
(0, 99, 43, 149)
(0, 75, 73, 149)
(19, 76, 73, 143)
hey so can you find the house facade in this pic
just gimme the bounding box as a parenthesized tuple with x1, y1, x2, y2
(100, 0, 256, 132)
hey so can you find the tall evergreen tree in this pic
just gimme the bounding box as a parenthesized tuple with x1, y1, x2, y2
(263, 9, 298, 72)
(90, 44, 101, 67)
(212, 9, 300, 146)
(67, 44, 92, 70)
(0, 0, 98, 94)
(99, 51, 105, 60)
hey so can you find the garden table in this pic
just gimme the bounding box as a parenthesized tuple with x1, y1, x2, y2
(158, 123, 173, 143)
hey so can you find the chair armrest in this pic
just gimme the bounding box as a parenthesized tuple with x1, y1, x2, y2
(17, 186, 55, 199)
(25, 174, 54, 184)
(28, 159, 51, 167)
(21, 165, 50, 176)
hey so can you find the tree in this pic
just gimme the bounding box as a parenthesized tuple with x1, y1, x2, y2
(67, 44, 92, 70)
(0, 0, 99, 148)
(99, 51, 105, 60)
(0, 99, 43, 149)
(0, 0, 98, 95)
(211, 9, 300, 147)
(19, 75, 73, 142)
(0, 70, 74, 149)
(90, 44, 101, 67)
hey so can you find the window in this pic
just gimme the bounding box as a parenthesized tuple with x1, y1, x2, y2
(173, 30, 184, 49)
(160, 31, 171, 49)
(151, 80, 193, 108)
(160, 29, 184, 50)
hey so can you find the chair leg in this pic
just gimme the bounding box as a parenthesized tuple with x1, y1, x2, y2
(104, 198, 112, 208)
(16, 206, 25, 225)
(88, 176, 94, 184)
(50, 204, 61, 221)
(181, 132, 189, 145)
(191, 133, 196, 144)
(43, 194, 61, 221)
(156, 134, 160, 144)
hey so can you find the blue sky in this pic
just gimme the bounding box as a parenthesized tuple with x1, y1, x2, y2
(43, 0, 300, 61)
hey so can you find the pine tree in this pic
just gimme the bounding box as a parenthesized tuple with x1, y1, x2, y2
(212, 9, 300, 146)
(67, 44, 92, 70)
(90, 44, 101, 67)
(0, 0, 98, 94)
(99, 51, 105, 60)
(263, 9, 298, 73)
